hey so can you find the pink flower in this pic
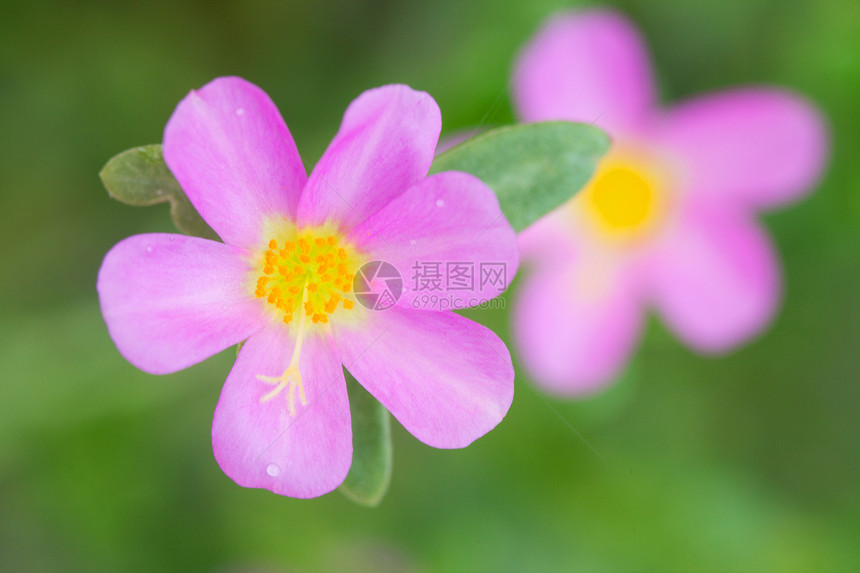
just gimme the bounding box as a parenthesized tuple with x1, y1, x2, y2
(511, 10, 828, 394)
(97, 77, 517, 497)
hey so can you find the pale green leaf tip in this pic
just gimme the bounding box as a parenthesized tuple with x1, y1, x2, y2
(338, 414, 393, 507)
(338, 374, 393, 507)
(339, 466, 392, 507)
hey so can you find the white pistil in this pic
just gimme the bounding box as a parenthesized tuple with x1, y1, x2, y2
(256, 283, 310, 416)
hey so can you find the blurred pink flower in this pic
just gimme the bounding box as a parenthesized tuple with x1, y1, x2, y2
(511, 10, 829, 394)
(98, 77, 516, 497)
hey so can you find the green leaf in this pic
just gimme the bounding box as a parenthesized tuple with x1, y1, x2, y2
(99, 144, 218, 240)
(338, 371, 392, 507)
(429, 121, 610, 232)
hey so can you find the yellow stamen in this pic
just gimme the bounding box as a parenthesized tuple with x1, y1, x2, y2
(252, 225, 360, 325)
(248, 219, 363, 416)
(250, 222, 365, 412)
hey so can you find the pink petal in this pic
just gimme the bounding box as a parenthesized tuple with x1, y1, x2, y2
(436, 128, 483, 154)
(334, 309, 514, 449)
(97, 233, 267, 375)
(512, 8, 657, 133)
(297, 85, 441, 232)
(211, 326, 352, 498)
(348, 171, 518, 310)
(517, 205, 581, 266)
(644, 201, 781, 352)
(163, 76, 307, 249)
(658, 88, 829, 209)
(512, 250, 643, 395)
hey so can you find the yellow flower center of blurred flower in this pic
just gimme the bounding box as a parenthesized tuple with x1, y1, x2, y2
(577, 148, 671, 242)
(250, 222, 363, 415)
(590, 168, 654, 227)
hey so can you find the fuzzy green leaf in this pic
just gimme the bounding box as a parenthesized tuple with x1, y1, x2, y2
(338, 371, 392, 507)
(99, 144, 218, 240)
(430, 122, 610, 232)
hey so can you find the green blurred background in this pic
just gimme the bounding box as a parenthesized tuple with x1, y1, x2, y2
(1, 0, 858, 571)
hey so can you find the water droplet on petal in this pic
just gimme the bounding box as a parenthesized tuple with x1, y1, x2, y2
(236, 108, 245, 116)
(409, 239, 417, 246)
(436, 199, 445, 207)
(266, 463, 280, 477)
(145, 245, 153, 253)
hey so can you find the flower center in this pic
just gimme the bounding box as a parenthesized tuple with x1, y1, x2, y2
(577, 147, 672, 242)
(590, 167, 654, 229)
(250, 223, 363, 415)
(254, 228, 358, 325)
